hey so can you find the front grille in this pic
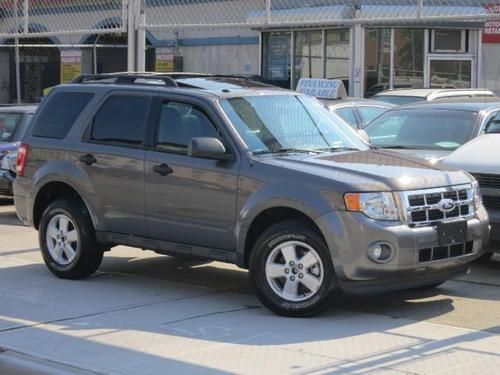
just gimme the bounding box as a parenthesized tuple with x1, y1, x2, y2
(482, 195, 500, 211)
(418, 241, 474, 263)
(403, 185, 474, 226)
(472, 173, 500, 190)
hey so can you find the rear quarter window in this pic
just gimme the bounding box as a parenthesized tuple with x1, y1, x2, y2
(32, 92, 94, 139)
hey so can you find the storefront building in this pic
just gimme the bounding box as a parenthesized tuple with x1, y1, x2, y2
(260, 24, 485, 97)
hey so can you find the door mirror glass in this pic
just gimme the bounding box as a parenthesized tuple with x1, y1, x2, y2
(188, 137, 227, 160)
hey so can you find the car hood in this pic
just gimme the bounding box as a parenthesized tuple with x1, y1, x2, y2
(257, 150, 471, 191)
(441, 134, 500, 174)
(379, 148, 452, 163)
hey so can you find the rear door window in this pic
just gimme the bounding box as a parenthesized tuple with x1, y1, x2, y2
(33, 92, 93, 139)
(91, 95, 151, 145)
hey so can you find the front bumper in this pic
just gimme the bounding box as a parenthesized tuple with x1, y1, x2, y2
(315, 207, 490, 293)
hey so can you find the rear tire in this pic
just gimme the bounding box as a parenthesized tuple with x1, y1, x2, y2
(249, 220, 340, 317)
(39, 199, 103, 279)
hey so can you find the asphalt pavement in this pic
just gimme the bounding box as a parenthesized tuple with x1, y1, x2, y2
(1, 198, 499, 374)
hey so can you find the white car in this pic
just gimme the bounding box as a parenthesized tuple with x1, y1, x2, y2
(372, 88, 496, 106)
(442, 134, 500, 258)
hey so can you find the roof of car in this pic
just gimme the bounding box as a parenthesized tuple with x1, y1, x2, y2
(374, 88, 495, 99)
(0, 105, 38, 113)
(320, 98, 396, 109)
(392, 98, 500, 112)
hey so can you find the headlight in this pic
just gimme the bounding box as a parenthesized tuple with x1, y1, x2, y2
(344, 192, 400, 221)
(472, 180, 482, 210)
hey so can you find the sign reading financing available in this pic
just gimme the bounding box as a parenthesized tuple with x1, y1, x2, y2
(60, 50, 82, 83)
(483, 4, 500, 43)
(296, 79, 347, 99)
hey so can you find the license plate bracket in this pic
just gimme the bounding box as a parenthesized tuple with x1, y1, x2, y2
(437, 221, 467, 246)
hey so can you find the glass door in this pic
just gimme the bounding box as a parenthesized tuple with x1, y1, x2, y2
(427, 57, 474, 89)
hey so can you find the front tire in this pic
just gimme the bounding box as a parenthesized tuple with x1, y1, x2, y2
(39, 199, 103, 279)
(249, 220, 340, 317)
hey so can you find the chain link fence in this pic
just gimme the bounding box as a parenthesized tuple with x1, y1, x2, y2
(141, 0, 500, 31)
(0, 0, 126, 37)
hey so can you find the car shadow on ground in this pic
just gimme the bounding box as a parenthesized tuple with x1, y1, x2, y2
(0, 258, 499, 374)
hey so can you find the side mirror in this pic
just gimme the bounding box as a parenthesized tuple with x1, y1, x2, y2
(188, 137, 227, 160)
(357, 129, 370, 143)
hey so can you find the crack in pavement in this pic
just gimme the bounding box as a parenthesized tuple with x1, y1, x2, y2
(161, 305, 262, 326)
(0, 290, 227, 334)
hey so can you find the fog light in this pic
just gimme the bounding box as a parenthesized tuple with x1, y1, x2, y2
(367, 242, 393, 263)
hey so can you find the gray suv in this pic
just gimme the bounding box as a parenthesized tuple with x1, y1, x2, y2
(14, 73, 490, 317)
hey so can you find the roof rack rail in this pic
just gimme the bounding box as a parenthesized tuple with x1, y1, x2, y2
(71, 73, 179, 87)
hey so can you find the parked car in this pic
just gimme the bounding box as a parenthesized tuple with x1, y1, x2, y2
(295, 78, 394, 128)
(14, 73, 489, 317)
(372, 88, 496, 106)
(364, 99, 500, 161)
(442, 134, 500, 259)
(0, 105, 37, 196)
(321, 99, 395, 129)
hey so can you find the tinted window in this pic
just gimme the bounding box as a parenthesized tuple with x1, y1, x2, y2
(33, 92, 93, 139)
(365, 109, 478, 150)
(358, 106, 389, 126)
(0, 113, 22, 142)
(92, 96, 150, 144)
(156, 101, 219, 153)
(374, 95, 425, 105)
(334, 107, 357, 128)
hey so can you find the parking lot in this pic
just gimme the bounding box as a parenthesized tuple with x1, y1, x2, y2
(0, 198, 499, 374)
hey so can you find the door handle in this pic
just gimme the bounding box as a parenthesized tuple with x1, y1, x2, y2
(153, 163, 173, 176)
(79, 154, 97, 166)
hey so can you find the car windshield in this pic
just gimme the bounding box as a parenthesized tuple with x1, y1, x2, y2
(220, 95, 368, 154)
(0, 113, 22, 142)
(374, 95, 426, 106)
(365, 109, 478, 150)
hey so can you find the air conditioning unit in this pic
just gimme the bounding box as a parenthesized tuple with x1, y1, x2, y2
(430, 29, 467, 53)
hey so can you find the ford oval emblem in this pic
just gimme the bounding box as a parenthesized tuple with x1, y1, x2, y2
(439, 199, 456, 213)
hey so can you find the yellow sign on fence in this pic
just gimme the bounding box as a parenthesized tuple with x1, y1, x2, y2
(60, 50, 82, 83)
(155, 48, 175, 73)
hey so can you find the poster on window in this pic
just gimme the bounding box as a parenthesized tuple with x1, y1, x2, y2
(60, 50, 82, 83)
(483, 4, 500, 43)
(268, 35, 290, 80)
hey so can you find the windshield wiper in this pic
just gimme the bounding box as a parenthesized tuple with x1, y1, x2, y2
(381, 145, 421, 150)
(315, 146, 360, 153)
(253, 148, 320, 155)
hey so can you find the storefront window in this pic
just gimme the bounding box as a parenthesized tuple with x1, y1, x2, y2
(262, 32, 291, 89)
(325, 29, 350, 92)
(394, 29, 424, 89)
(293, 30, 322, 88)
(364, 28, 391, 97)
(430, 60, 472, 88)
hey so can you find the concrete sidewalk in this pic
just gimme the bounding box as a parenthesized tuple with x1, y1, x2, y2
(1, 202, 499, 374)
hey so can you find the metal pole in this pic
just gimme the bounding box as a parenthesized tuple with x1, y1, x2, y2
(15, 38, 21, 104)
(266, 0, 271, 25)
(93, 34, 100, 74)
(14, 1, 21, 104)
(136, 12, 146, 72)
(127, 0, 136, 72)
